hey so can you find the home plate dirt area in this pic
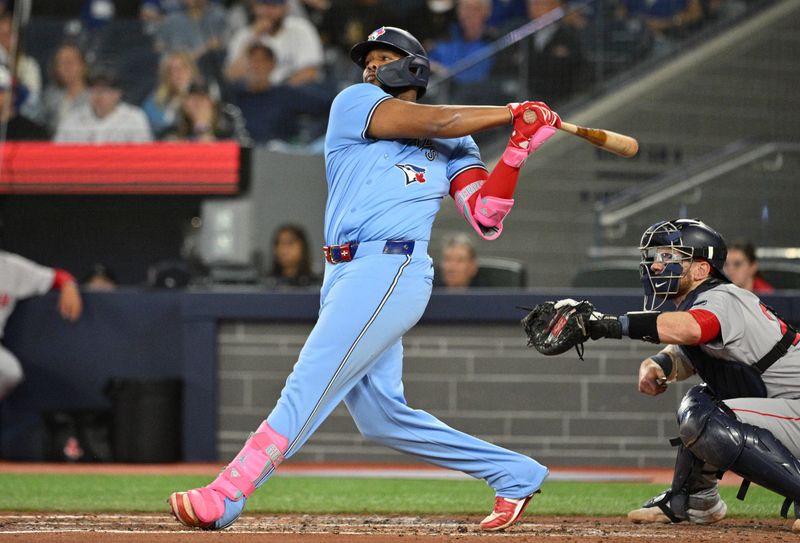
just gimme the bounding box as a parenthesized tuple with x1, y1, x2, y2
(0, 513, 793, 543)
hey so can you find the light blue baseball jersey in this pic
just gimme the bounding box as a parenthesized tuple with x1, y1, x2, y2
(324, 83, 485, 245)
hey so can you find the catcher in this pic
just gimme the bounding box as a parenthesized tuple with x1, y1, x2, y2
(523, 219, 800, 531)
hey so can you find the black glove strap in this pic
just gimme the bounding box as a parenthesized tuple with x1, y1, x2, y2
(651, 352, 673, 377)
(625, 311, 661, 343)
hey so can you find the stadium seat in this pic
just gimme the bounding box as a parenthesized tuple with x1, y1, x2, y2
(475, 257, 527, 287)
(571, 260, 641, 288)
(759, 262, 800, 290)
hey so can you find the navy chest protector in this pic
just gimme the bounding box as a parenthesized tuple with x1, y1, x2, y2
(678, 280, 797, 401)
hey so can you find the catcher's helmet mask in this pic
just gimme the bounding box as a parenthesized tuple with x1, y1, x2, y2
(639, 219, 730, 311)
(350, 26, 431, 98)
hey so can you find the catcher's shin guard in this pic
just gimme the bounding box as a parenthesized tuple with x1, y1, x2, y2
(678, 385, 800, 511)
(169, 420, 288, 530)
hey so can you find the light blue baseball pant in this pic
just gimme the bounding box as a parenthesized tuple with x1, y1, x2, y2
(262, 241, 547, 497)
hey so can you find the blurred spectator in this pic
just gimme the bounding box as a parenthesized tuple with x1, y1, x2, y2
(81, 262, 117, 291)
(228, 43, 331, 144)
(0, 250, 82, 401)
(225, 0, 318, 35)
(524, 0, 590, 105)
(142, 51, 200, 137)
(225, 0, 324, 87)
(223, 0, 250, 42)
(264, 224, 320, 288)
(164, 78, 249, 142)
(226, 0, 321, 41)
(618, 0, 703, 39)
(578, 1, 653, 78)
(487, 0, 526, 32)
(41, 43, 91, 133)
(141, 0, 186, 35)
(429, 0, 497, 103)
(396, 0, 457, 52)
(724, 241, 775, 295)
(155, 0, 227, 58)
(306, 0, 394, 55)
(80, 0, 116, 32)
(0, 13, 42, 115)
(0, 65, 49, 140)
(54, 69, 152, 142)
(436, 233, 480, 288)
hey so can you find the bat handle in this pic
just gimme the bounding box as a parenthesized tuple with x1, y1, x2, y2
(559, 121, 639, 158)
(559, 121, 606, 146)
(521, 111, 638, 158)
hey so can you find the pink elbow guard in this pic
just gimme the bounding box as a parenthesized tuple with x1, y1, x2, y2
(454, 181, 514, 240)
(475, 196, 514, 228)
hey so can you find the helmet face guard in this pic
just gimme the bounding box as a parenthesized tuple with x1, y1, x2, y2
(376, 55, 430, 98)
(639, 221, 693, 311)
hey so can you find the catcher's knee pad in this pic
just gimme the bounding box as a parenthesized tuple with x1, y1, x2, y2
(678, 385, 800, 504)
(676, 385, 743, 470)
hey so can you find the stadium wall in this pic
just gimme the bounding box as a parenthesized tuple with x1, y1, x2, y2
(3, 290, 799, 466)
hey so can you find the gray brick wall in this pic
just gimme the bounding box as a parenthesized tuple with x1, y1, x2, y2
(218, 322, 697, 467)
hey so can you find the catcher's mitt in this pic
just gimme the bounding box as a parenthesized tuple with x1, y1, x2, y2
(521, 299, 595, 359)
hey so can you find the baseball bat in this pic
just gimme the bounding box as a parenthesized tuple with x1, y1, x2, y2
(523, 109, 639, 158)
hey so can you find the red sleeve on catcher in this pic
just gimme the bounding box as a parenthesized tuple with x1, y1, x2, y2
(449, 161, 520, 203)
(52, 268, 76, 289)
(688, 309, 721, 344)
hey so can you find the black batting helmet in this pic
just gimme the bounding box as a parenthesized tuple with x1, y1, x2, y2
(349, 26, 430, 98)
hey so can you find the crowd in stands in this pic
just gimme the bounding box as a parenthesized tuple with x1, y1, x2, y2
(0, 0, 743, 147)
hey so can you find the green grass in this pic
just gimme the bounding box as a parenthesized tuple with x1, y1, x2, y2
(0, 474, 786, 518)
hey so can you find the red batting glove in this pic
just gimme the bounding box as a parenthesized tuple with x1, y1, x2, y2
(503, 102, 561, 168)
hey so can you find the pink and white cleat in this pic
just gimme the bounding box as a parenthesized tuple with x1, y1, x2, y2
(479, 491, 538, 531)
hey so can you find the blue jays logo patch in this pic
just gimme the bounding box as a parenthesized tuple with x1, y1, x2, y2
(395, 163, 427, 185)
(368, 27, 386, 41)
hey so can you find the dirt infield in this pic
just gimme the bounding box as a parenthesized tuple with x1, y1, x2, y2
(0, 513, 793, 543)
(0, 463, 770, 541)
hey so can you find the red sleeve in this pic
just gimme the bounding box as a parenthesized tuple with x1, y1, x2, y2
(688, 308, 721, 344)
(449, 166, 486, 199)
(449, 161, 520, 204)
(52, 268, 76, 289)
(752, 276, 775, 294)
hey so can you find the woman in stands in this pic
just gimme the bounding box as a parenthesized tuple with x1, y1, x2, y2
(265, 224, 320, 288)
(724, 240, 775, 294)
(42, 42, 90, 133)
(162, 77, 249, 143)
(142, 50, 200, 138)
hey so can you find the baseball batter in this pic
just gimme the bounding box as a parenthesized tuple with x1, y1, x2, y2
(169, 26, 561, 532)
(541, 219, 800, 530)
(0, 251, 82, 400)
